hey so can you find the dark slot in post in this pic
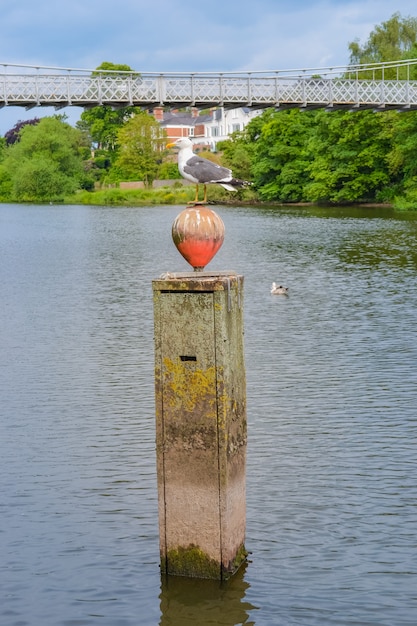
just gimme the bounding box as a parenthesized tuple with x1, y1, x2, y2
(180, 355, 197, 362)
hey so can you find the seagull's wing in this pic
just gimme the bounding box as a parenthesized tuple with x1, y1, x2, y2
(183, 155, 232, 183)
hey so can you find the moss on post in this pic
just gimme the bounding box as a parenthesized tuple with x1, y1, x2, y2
(153, 273, 247, 580)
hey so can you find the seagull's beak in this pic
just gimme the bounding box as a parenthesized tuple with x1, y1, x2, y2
(166, 142, 176, 148)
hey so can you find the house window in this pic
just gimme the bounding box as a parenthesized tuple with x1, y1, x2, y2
(211, 127, 219, 137)
(232, 123, 241, 132)
(188, 128, 194, 137)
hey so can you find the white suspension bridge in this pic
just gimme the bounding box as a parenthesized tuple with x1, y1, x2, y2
(1, 59, 417, 111)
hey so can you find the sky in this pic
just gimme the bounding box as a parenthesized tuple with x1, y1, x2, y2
(1, 0, 417, 134)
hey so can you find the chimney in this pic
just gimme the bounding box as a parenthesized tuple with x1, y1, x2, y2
(153, 107, 164, 122)
(191, 107, 199, 118)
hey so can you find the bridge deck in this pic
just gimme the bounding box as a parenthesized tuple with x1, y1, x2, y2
(1, 63, 417, 111)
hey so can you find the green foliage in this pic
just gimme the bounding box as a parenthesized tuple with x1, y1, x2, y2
(69, 185, 193, 206)
(217, 112, 269, 183)
(92, 149, 113, 170)
(157, 161, 181, 179)
(305, 110, 393, 203)
(2, 116, 89, 201)
(349, 12, 417, 64)
(215, 104, 410, 205)
(77, 105, 133, 152)
(77, 62, 139, 152)
(112, 112, 166, 187)
(392, 184, 417, 209)
(0, 164, 13, 200)
(388, 110, 417, 205)
(348, 12, 417, 79)
(4, 118, 41, 145)
(387, 111, 417, 180)
(403, 43, 417, 79)
(11, 157, 77, 201)
(251, 109, 317, 201)
(91, 61, 139, 77)
(217, 136, 255, 181)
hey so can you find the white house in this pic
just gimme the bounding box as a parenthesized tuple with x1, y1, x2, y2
(203, 107, 262, 151)
(154, 106, 262, 151)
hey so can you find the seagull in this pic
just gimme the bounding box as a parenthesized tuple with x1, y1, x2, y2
(271, 282, 289, 295)
(167, 137, 251, 204)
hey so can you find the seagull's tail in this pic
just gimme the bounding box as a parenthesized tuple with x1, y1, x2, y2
(220, 179, 252, 192)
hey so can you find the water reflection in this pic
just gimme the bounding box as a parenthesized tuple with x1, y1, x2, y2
(336, 229, 417, 270)
(159, 564, 257, 626)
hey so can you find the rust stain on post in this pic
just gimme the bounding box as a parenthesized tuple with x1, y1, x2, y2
(153, 273, 247, 579)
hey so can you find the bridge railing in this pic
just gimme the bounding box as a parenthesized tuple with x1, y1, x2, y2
(1, 60, 417, 109)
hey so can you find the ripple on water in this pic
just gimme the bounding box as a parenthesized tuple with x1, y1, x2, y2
(1, 204, 416, 625)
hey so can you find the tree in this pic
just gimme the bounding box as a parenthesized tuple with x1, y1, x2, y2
(386, 109, 417, 204)
(76, 62, 139, 153)
(4, 118, 40, 145)
(0, 164, 12, 200)
(344, 13, 417, 203)
(305, 110, 394, 204)
(391, 112, 417, 179)
(249, 109, 317, 201)
(3, 116, 90, 201)
(91, 61, 137, 76)
(217, 135, 255, 182)
(111, 112, 166, 187)
(348, 12, 417, 79)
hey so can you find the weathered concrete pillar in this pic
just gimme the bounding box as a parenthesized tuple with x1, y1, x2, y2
(153, 271, 247, 579)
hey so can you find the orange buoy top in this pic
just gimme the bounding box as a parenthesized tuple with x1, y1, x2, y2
(172, 206, 225, 271)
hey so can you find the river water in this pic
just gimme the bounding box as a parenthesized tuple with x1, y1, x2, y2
(1, 203, 416, 626)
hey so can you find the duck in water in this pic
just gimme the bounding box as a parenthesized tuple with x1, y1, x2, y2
(271, 282, 288, 295)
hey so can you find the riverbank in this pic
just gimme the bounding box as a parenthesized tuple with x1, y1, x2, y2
(66, 184, 259, 207)
(2, 183, 415, 211)
(65, 187, 413, 212)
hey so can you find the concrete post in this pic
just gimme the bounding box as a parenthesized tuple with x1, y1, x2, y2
(153, 271, 247, 580)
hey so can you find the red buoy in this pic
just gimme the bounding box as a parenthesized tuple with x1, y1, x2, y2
(172, 206, 225, 271)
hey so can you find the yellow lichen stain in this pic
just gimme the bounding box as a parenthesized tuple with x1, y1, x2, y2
(163, 357, 217, 414)
(214, 302, 222, 311)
